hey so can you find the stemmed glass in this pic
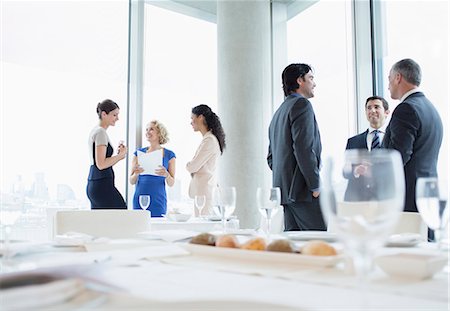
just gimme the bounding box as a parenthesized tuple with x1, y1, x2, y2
(320, 149, 405, 304)
(256, 187, 281, 237)
(212, 186, 236, 232)
(0, 204, 22, 268)
(139, 195, 151, 210)
(416, 178, 449, 249)
(194, 195, 206, 218)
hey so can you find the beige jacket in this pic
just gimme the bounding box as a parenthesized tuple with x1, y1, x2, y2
(186, 131, 220, 213)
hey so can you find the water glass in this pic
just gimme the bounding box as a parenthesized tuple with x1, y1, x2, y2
(212, 186, 236, 232)
(416, 178, 449, 249)
(194, 195, 206, 218)
(256, 187, 281, 237)
(139, 195, 151, 210)
(0, 204, 22, 268)
(320, 150, 405, 305)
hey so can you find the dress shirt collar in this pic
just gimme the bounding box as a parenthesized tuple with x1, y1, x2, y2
(400, 88, 421, 102)
(368, 123, 387, 134)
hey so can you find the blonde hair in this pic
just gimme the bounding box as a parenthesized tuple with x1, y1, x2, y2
(151, 120, 169, 145)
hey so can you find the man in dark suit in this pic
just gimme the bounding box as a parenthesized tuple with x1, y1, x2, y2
(383, 58, 443, 213)
(346, 96, 390, 151)
(267, 63, 326, 231)
(344, 96, 390, 201)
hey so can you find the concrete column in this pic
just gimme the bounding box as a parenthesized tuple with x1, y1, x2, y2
(217, 0, 272, 228)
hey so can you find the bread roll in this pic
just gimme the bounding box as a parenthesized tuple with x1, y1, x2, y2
(301, 240, 337, 256)
(240, 237, 266, 251)
(266, 239, 295, 253)
(216, 234, 240, 248)
(190, 233, 216, 246)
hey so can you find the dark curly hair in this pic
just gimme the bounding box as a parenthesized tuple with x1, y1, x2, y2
(192, 105, 226, 154)
(282, 63, 313, 97)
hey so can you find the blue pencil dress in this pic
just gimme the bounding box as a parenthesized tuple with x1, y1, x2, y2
(132, 147, 175, 217)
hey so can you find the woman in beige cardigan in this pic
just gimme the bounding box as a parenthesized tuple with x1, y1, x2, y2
(186, 105, 226, 215)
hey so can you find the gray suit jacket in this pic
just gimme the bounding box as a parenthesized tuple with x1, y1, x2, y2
(267, 94, 322, 204)
(383, 92, 443, 212)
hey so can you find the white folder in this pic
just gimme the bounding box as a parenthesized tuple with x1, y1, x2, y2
(137, 149, 163, 176)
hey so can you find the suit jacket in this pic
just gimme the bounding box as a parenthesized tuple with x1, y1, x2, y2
(383, 92, 443, 212)
(346, 130, 368, 150)
(344, 130, 369, 201)
(186, 131, 221, 212)
(267, 94, 322, 204)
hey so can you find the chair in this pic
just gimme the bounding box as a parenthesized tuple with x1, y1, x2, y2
(392, 211, 428, 239)
(55, 210, 150, 238)
(328, 203, 428, 240)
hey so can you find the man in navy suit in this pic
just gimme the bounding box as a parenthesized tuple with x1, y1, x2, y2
(383, 59, 443, 213)
(346, 96, 390, 151)
(267, 63, 326, 231)
(344, 96, 390, 201)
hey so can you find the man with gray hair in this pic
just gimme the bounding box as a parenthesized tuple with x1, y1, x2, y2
(383, 58, 443, 214)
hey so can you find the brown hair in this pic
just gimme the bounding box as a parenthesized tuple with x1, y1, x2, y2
(96, 99, 119, 119)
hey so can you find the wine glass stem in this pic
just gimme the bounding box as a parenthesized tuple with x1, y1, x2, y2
(222, 218, 226, 233)
(4, 225, 12, 262)
(267, 218, 271, 238)
(351, 247, 373, 307)
(434, 228, 442, 250)
(221, 207, 226, 233)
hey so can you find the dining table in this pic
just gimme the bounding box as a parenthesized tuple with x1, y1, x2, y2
(0, 230, 448, 310)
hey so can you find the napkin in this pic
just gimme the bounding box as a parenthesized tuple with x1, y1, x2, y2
(0, 241, 51, 258)
(54, 232, 110, 246)
(138, 229, 200, 242)
(1, 277, 85, 310)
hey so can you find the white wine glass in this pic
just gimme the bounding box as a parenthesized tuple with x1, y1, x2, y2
(320, 149, 405, 306)
(416, 178, 449, 249)
(212, 186, 236, 233)
(139, 195, 151, 210)
(194, 195, 206, 218)
(0, 203, 22, 269)
(256, 187, 281, 237)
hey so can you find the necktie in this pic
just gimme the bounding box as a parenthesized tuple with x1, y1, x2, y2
(371, 130, 380, 150)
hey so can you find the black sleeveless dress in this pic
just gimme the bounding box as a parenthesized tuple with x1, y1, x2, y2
(86, 142, 126, 209)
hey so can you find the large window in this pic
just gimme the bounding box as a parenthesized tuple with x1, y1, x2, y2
(287, 0, 356, 164)
(138, 4, 217, 206)
(373, 0, 449, 178)
(1, 2, 129, 215)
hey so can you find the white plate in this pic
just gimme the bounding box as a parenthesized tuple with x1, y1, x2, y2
(283, 231, 338, 242)
(375, 252, 447, 279)
(206, 215, 235, 221)
(385, 233, 423, 247)
(182, 243, 343, 267)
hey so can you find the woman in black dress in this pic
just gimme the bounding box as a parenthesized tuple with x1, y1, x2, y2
(86, 99, 127, 209)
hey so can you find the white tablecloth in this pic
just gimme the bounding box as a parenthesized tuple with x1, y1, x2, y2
(1, 236, 448, 310)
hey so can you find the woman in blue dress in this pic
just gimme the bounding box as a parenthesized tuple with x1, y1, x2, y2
(130, 120, 176, 216)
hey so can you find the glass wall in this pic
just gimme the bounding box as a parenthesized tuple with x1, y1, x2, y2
(286, 0, 356, 164)
(138, 4, 217, 208)
(1, 2, 129, 221)
(373, 0, 449, 178)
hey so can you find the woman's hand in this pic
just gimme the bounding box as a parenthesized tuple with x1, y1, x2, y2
(132, 165, 144, 175)
(117, 144, 128, 159)
(155, 165, 169, 177)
